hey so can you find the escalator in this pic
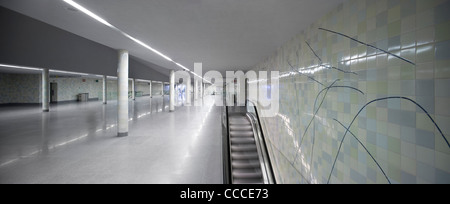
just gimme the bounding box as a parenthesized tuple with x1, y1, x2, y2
(223, 103, 275, 184)
(229, 113, 264, 184)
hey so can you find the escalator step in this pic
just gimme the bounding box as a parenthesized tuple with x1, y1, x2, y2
(233, 178, 264, 184)
(229, 119, 251, 125)
(230, 125, 252, 131)
(232, 160, 261, 169)
(231, 137, 255, 144)
(231, 145, 257, 152)
(230, 131, 254, 137)
(229, 116, 250, 124)
(231, 152, 259, 160)
(232, 171, 263, 179)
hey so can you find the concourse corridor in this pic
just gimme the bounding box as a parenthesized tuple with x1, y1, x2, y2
(0, 96, 223, 184)
(1, 0, 449, 185)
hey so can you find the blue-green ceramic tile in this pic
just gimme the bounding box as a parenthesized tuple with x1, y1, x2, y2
(416, 79, 435, 96)
(435, 79, 450, 97)
(388, 109, 416, 127)
(401, 0, 416, 18)
(435, 40, 450, 60)
(417, 162, 435, 183)
(416, 129, 436, 149)
(434, 0, 450, 24)
(435, 168, 450, 184)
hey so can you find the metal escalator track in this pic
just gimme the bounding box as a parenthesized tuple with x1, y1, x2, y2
(229, 113, 264, 184)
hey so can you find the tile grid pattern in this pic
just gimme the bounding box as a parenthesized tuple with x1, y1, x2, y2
(0, 73, 41, 104)
(0, 74, 154, 103)
(253, 0, 450, 184)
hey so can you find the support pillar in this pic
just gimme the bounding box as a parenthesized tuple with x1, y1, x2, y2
(117, 50, 129, 137)
(186, 77, 191, 105)
(42, 68, 49, 112)
(169, 70, 175, 112)
(203, 83, 206, 97)
(131, 78, 135, 100)
(149, 81, 152, 98)
(194, 79, 198, 101)
(200, 82, 203, 98)
(103, 75, 107, 104)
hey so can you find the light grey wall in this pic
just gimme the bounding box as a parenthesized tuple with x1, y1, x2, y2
(0, 6, 169, 82)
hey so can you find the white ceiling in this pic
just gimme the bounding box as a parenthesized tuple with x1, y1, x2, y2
(0, 0, 345, 74)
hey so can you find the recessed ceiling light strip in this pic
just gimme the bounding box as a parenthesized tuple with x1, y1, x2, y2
(63, 0, 114, 28)
(63, 0, 213, 83)
(50, 69, 89, 76)
(0, 63, 43, 71)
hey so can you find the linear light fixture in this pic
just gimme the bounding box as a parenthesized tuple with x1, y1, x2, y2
(62, 0, 212, 84)
(0, 63, 43, 71)
(0, 63, 107, 78)
(136, 79, 152, 83)
(63, 0, 114, 28)
(121, 32, 173, 62)
(50, 69, 89, 76)
(64, 0, 173, 62)
(175, 62, 190, 71)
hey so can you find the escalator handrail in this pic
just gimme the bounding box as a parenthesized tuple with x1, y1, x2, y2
(223, 104, 232, 184)
(246, 100, 276, 184)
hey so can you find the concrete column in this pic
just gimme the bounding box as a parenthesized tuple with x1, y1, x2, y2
(149, 81, 152, 98)
(117, 50, 129, 137)
(42, 68, 49, 112)
(203, 83, 206, 96)
(194, 78, 198, 101)
(186, 77, 191, 105)
(169, 70, 175, 112)
(103, 75, 107, 104)
(131, 78, 135, 100)
(200, 82, 203, 98)
(161, 83, 164, 96)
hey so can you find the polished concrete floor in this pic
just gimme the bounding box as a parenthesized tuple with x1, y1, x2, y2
(0, 95, 223, 184)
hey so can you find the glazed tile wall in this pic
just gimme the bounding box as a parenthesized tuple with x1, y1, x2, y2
(50, 77, 102, 102)
(152, 82, 163, 96)
(0, 74, 154, 104)
(0, 73, 12, 104)
(136, 82, 151, 96)
(104, 80, 151, 100)
(106, 79, 118, 100)
(252, 0, 450, 184)
(0, 73, 41, 104)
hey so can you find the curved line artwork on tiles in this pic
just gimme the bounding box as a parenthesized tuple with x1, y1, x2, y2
(318, 28, 416, 66)
(333, 118, 391, 184)
(274, 28, 448, 183)
(327, 96, 449, 184)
